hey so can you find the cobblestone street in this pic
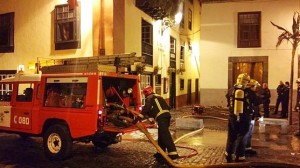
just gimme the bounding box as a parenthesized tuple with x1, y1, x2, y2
(0, 106, 300, 167)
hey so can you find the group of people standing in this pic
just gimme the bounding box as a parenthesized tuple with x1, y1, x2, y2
(274, 81, 290, 118)
(225, 73, 300, 162)
(225, 73, 271, 162)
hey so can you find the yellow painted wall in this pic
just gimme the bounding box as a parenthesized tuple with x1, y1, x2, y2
(124, 0, 145, 56)
(0, 0, 202, 105)
(124, 0, 201, 98)
(0, 0, 93, 73)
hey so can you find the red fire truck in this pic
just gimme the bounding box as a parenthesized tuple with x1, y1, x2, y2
(0, 54, 145, 160)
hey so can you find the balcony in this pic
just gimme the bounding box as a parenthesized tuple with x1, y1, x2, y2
(136, 0, 178, 20)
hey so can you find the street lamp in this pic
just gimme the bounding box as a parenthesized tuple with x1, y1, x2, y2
(160, 2, 183, 33)
(174, 2, 183, 25)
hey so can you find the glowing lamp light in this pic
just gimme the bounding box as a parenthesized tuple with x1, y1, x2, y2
(175, 12, 182, 25)
(174, 2, 183, 25)
(17, 64, 25, 73)
(98, 110, 103, 115)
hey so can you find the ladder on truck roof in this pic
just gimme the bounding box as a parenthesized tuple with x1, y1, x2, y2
(39, 52, 145, 74)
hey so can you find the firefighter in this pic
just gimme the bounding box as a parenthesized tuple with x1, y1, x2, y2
(225, 73, 253, 162)
(261, 83, 271, 118)
(133, 85, 179, 161)
(274, 81, 285, 114)
(244, 79, 260, 156)
(281, 81, 290, 118)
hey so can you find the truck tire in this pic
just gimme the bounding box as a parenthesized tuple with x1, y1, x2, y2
(43, 124, 72, 160)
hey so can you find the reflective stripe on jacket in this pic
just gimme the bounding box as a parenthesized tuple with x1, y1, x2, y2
(141, 94, 170, 120)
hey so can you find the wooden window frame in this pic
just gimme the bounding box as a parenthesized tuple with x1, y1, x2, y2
(180, 79, 184, 90)
(188, 9, 192, 30)
(142, 19, 153, 65)
(180, 43, 185, 61)
(180, 3, 185, 29)
(0, 12, 14, 53)
(54, 4, 81, 50)
(237, 11, 261, 48)
(170, 36, 176, 68)
(170, 36, 176, 54)
(0, 70, 15, 98)
(142, 20, 153, 44)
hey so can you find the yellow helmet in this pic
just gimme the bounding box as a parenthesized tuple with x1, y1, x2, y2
(236, 73, 250, 87)
(248, 79, 260, 87)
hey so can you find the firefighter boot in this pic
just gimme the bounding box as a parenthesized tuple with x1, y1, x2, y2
(168, 154, 179, 160)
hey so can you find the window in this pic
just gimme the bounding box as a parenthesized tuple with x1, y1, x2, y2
(188, 40, 192, 51)
(0, 83, 12, 102)
(170, 36, 176, 68)
(16, 84, 34, 102)
(140, 75, 151, 105)
(180, 3, 185, 29)
(0, 71, 15, 101)
(0, 12, 14, 53)
(188, 9, 192, 30)
(142, 19, 153, 65)
(142, 20, 152, 44)
(155, 74, 162, 85)
(180, 79, 184, 90)
(55, 4, 80, 50)
(238, 11, 261, 48)
(44, 77, 87, 108)
(170, 37, 176, 54)
(155, 74, 162, 94)
(180, 42, 185, 61)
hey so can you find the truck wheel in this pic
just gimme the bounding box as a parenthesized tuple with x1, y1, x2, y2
(43, 124, 72, 160)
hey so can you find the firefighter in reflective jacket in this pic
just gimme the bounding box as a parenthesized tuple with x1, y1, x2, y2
(225, 73, 253, 163)
(134, 85, 179, 160)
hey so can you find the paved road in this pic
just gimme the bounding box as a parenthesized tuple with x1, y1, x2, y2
(0, 106, 300, 167)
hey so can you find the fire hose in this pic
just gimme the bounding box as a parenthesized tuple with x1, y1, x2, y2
(115, 105, 299, 167)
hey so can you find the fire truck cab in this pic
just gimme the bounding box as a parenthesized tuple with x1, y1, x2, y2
(0, 54, 144, 160)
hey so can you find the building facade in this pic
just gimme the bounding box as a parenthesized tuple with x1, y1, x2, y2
(200, 0, 300, 107)
(0, 0, 201, 108)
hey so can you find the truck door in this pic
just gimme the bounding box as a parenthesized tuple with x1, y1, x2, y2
(11, 83, 34, 130)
